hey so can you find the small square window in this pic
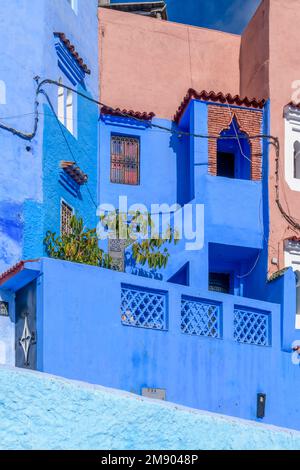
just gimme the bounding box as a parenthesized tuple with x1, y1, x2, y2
(217, 152, 235, 178)
(111, 135, 140, 185)
(61, 200, 74, 236)
(209, 272, 231, 294)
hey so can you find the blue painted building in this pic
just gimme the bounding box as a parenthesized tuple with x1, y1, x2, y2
(1, 257, 300, 431)
(99, 94, 269, 300)
(0, 0, 99, 365)
(0, 0, 299, 434)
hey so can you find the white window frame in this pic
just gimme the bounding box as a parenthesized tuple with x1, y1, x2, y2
(67, 0, 78, 14)
(0, 80, 6, 104)
(60, 198, 74, 236)
(57, 77, 77, 138)
(284, 105, 300, 191)
(66, 88, 74, 135)
(284, 239, 300, 329)
(58, 78, 65, 125)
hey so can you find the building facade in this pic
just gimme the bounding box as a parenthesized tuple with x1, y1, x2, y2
(0, 0, 300, 432)
(0, 0, 99, 364)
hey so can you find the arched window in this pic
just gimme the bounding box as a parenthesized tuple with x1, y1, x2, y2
(216, 118, 251, 180)
(0, 80, 6, 104)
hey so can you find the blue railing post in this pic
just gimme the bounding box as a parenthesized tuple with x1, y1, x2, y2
(222, 297, 234, 342)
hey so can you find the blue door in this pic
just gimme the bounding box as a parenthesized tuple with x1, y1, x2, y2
(15, 281, 37, 370)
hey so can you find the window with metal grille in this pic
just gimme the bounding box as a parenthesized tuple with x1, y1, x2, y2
(60, 200, 73, 236)
(111, 135, 140, 185)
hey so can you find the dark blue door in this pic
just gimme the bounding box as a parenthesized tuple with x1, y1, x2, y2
(15, 281, 37, 370)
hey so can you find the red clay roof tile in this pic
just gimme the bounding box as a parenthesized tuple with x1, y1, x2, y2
(0, 260, 39, 287)
(174, 89, 266, 123)
(54, 32, 91, 75)
(101, 105, 155, 121)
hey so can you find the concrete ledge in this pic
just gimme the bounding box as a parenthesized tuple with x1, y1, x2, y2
(0, 366, 299, 450)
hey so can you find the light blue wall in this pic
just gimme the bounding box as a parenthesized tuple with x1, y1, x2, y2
(1, 366, 300, 450)
(32, 257, 300, 431)
(0, 0, 99, 364)
(99, 100, 266, 297)
(99, 114, 177, 208)
(0, 0, 99, 268)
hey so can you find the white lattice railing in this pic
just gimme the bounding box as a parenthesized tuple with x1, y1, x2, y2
(181, 296, 222, 338)
(121, 285, 167, 330)
(233, 307, 271, 346)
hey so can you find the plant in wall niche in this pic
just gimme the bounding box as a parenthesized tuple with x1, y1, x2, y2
(131, 232, 178, 269)
(44, 216, 111, 268)
(44, 213, 178, 271)
(100, 210, 179, 270)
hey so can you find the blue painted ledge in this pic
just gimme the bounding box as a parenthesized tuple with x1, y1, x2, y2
(0, 367, 300, 450)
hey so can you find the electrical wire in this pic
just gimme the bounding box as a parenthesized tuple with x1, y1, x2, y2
(40, 89, 98, 209)
(223, 101, 264, 277)
(0, 78, 298, 239)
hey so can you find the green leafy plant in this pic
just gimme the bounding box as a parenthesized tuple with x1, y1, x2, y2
(44, 216, 111, 268)
(44, 212, 179, 271)
(100, 210, 179, 270)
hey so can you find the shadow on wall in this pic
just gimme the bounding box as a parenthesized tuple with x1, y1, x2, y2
(169, 123, 192, 206)
(0, 201, 23, 271)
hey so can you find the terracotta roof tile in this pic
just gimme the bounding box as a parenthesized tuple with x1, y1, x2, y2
(54, 32, 91, 75)
(174, 89, 266, 123)
(286, 101, 300, 110)
(101, 105, 155, 121)
(60, 161, 88, 185)
(0, 260, 39, 287)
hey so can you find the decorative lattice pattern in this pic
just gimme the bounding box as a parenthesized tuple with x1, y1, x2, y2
(121, 285, 167, 330)
(181, 296, 221, 338)
(61, 200, 73, 236)
(108, 239, 125, 272)
(234, 307, 270, 346)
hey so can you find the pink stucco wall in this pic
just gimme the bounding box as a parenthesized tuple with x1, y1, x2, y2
(98, 8, 241, 119)
(241, 0, 300, 273)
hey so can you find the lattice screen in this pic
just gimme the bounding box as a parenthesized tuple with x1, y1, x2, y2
(234, 307, 270, 346)
(121, 285, 167, 330)
(181, 296, 221, 338)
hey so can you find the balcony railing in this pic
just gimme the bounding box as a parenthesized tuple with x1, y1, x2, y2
(121, 284, 167, 330)
(120, 284, 272, 347)
(233, 306, 271, 346)
(181, 296, 221, 338)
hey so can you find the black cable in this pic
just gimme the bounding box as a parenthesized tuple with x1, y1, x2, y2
(41, 90, 98, 209)
(1, 77, 299, 234)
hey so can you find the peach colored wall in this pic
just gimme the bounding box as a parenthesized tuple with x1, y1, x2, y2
(267, 0, 300, 273)
(241, 0, 300, 274)
(240, 0, 269, 101)
(99, 2, 300, 275)
(98, 8, 241, 119)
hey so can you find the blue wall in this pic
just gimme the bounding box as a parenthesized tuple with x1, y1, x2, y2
(0, 0, 99, 366)
(1, 366, 300, 450)
(100, 100, 267, 299)
(0, 0, 99, 270)
(31, 257, 300, 431)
